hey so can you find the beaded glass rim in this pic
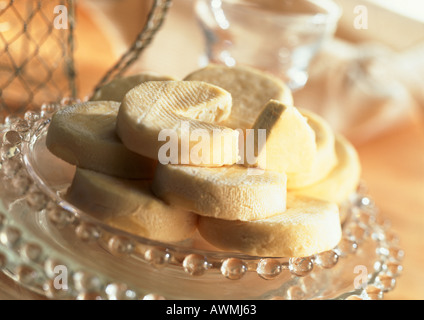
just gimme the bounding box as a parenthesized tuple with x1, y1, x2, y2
(0, 103, 404, 300)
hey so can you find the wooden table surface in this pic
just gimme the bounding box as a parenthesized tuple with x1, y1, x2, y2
(356, 115, 424, 300)
(1, 0, 423, 300)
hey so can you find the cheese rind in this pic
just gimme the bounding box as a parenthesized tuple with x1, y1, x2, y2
(245, 100, 317, 174)
(90, 72, 177, 102)
(65, 168, 197, 242)
(198, 194, 342, 257)
(116, 80, 239, 166)
(46, 101, 156, 179)
(286, 109, 338, 188)
(291, 134, 361, 204)
(184, 64, 294, 130)
(151, 164, 287, 221)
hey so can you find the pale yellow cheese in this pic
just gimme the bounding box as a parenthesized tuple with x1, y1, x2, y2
(291, 134, 361, 204)
(65, 168, 197, 242)
(151, 164, 287, 221)
(286, 109, 338, 188)
(90, 72, 177, 102)
(184, 64, 294, 130)
(198, 193, 341, 257)
(245, 100, 316, 174)
(46, 101, 156, 179)
(116, 80, 240, 166)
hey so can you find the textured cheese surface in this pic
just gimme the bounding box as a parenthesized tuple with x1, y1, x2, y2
(46, 101, 156, 179)
(247, 100, 316, 174)
(151, 164, 287, 221)
(198, 194, 341, 257)
(65, 168, 197, 242)
(286, 109, 338, 188)
(116, 80, 239, 166)
(184, 64, 294, 130)
(292, 134, 361, 204)
(90, 72, 177, 102)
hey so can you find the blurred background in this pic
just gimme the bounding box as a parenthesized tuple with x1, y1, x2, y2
(1, 0, 423, 299)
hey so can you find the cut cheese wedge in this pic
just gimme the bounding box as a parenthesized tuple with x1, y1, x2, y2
(90, 72, 177, 102)
(46, 101, 156, 179)
(245, 100, 316, 174)
(116, 80, 239, 166)
(198, 194, 342, 258)
(65, 168, 198, 242)
(286, 109, 338, 188)
(151, 164, 287, 221)
(184, 64, 294, 129)
(291, 134, 361, 204)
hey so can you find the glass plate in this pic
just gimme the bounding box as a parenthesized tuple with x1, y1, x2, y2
(0, 105, 404, 300)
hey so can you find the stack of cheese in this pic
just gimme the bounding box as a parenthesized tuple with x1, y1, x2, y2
(46, 65, 361, 258)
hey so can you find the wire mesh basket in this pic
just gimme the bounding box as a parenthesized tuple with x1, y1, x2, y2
(0, 0, 76, 116)
(0, 0, 171, 118)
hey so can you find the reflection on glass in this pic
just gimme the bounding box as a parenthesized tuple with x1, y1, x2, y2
(195, 0, 341, 90)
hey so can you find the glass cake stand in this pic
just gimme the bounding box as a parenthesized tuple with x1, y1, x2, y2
(0, 104, 404, 300)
